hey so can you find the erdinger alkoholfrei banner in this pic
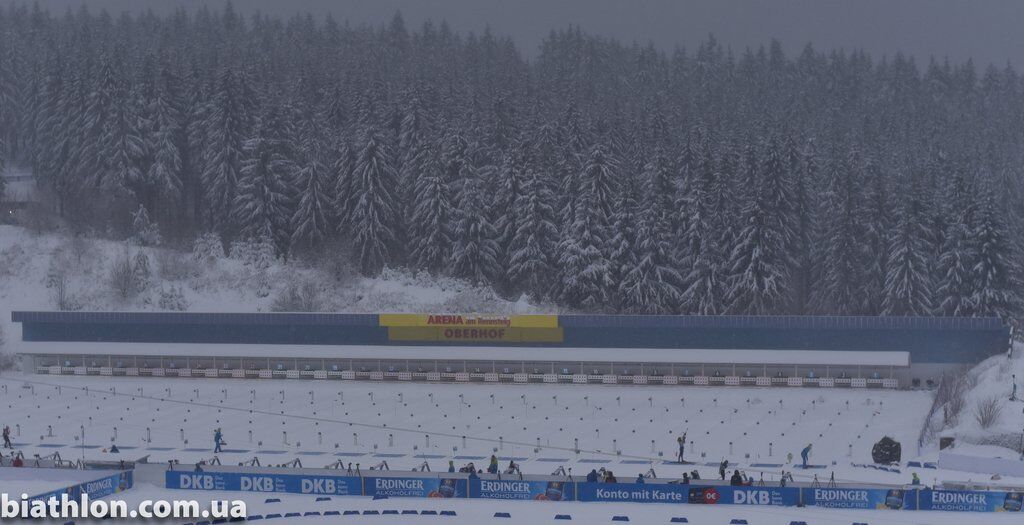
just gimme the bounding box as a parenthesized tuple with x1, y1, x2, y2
(165, 471, 360, 496)
(803, 487, 916, 510)
(921, 489, 1023, 512)
(471, 479, 574, 501)
(364, 476, 468, 499)
(31, 471, 134, 502)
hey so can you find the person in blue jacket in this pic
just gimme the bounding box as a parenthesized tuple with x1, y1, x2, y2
(214, 428, 224, 453)
(800, 444, 812, 469)
(586, 469, 599, 483)
(636, 474, 645, 484)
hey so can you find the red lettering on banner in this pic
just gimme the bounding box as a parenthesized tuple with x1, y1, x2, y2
(428, 315, 465, 325)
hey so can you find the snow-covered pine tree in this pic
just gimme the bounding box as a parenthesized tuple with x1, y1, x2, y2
(202, 68, 252, 229)
(881, 186, 933, 316)
(606, 182, 638, 310)
(290, 142, 332, 251)
(101, 82, 147, 197)
(492, 151, 524, 276)
(145, 63, 185, 213)
(578, 143, 619, 231)
(971, 188, 1019, 318)
(787, 138, 818, 314)
(233, 105, 297, 256)
(78, 60, 119, 190)
(507, 167, 558, 300)
(348, 130, 400, 276)
(726, 138, 790, 314)
(936, 216, 976, 316)
(131, 204, 162, 247)
(620, 202, 682, 314)
(813, 148, 867, 314)
(408, 146, 453, 273)
(860, 158, 891, 314)
(554, 196, 611, 310)
(451, 164, 500, 284)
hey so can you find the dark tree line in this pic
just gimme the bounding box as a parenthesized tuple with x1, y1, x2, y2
(0, 3, 1021, 318)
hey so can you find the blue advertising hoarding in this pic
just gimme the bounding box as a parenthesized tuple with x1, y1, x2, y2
(921, 490, 1022, 512)
(364, 476, 467, 499)
(31, 470, 134, 502)
(166, 471, 360, 496)
(160, 468, 1023, 514)
(471, 479, 574, 501)
(576, 483, 799, 507)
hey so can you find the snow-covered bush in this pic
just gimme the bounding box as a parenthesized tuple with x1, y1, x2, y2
(437, 287, 510, 314)
(157, 286, 189, 311)
(230, 236, 276, 270)
(133, 251, 152, 289)
(193, 232, 225, 264)
(156, 249, 199, 280)
(110, 251, 136, 299)
(0, 242, 27, 278)
(973, 395, 1004, 429)
(270, 281, 323, 312)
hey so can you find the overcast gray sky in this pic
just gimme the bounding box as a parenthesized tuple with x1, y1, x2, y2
(33, 0, 1024, 67)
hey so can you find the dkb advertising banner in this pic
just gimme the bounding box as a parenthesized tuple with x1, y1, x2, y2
(364, 476, 468, 499)
(470, 479, 574, 501)
(921, 489, 1022, 512)
(166, 471, 360, 496)
(577, 483, 798, 507)
(32, 471, 134, 502)
(804, 487, 916, 510)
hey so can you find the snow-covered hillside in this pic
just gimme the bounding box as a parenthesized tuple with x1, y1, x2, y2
(0, 225, 542, 352)
(923, 342, 1023, 457)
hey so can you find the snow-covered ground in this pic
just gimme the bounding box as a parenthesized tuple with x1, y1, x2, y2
(33, 483, 1024, 525)
(0, 374, 941, 485)
(0, 466, 103, 497)
(934, 348, 1024, 452)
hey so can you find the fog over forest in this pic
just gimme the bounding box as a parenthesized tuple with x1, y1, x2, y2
(0, 2, 1021, 318)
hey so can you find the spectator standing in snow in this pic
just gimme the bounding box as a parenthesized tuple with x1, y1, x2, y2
(911, 472, 921, 485)
(213, 428, 224, 454)
(801, 444, 812, 469)
(681, 472, 690, 484)
(586, 469, 599, 483)
(448, 460, 455, 473)
(719, 460, 728, 480)
(487, 455, 499, 474)
(2, 425, 11, 449)
(730, 470, 743, 486)
(1011, 375, 1017, 401)
(676, 433, 687, 463)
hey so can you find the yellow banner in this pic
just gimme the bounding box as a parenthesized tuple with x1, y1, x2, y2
(387, 326, 564, 343)
(379, 314, 558, 329)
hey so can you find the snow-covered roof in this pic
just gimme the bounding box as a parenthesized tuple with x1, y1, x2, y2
(15, 341, 910, 367)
